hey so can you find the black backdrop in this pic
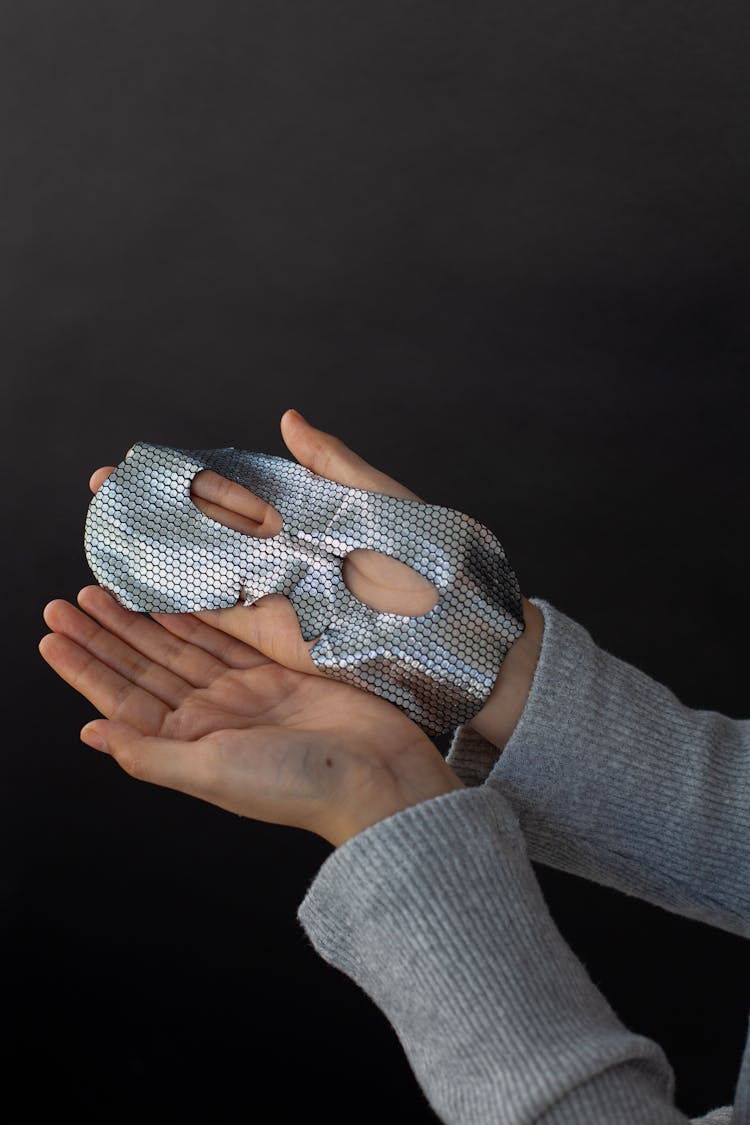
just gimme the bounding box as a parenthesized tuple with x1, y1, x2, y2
(3, 2, 749, 1120)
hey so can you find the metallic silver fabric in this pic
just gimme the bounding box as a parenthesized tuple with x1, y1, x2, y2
(84, 441, 525, 735)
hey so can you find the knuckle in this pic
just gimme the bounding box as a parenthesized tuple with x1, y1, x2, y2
(163, 640, 182, 665)
(165, 704, 196, 741)
(309, 431, 343, 476)
(110, 681, 134, 722)
(120, 751, 149, 783)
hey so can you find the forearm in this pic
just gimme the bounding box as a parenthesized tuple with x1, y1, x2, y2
(299, 785, 696, 1125)
(452, 598, 750, 937)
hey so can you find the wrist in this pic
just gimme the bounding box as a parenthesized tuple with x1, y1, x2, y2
(324, 753, 465, 848)
(468, 596, 544, 750)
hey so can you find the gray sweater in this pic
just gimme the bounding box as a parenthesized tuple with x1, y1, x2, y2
(297, 597, 750, 1124)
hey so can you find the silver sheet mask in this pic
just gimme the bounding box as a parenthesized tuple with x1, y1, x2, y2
(84, 441, 525, 735)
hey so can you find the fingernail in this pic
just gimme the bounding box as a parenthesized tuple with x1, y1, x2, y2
(81, 726, 109, 753)
(288, 408, 307, 423)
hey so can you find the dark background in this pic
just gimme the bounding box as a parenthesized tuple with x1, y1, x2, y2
(2, 2, 748, 1120)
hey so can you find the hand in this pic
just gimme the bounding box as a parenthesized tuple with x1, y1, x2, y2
(88, 409, 544, 749)
(39, 588, 463, 846)
(88, 410, 440, 677)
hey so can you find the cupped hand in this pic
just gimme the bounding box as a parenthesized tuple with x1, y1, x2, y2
(39, 587, 462, 846)
(87, 410, 440, 676)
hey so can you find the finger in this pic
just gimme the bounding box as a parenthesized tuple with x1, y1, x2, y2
(194, 594, 322, 676)
(39, 631, 170, 734)
(89, 466, 116, 493)
(190, 470, 282, 537)
(81, 720, 329, 830)
(280, 408, 424, 501)
(76, 585, 228, 688)
(89, 464, 282, 542)
(148, 609, 270, 670)
(89, 450, 131, 492)
(80, 720, 220, 800)
(42, 598, 191, 711)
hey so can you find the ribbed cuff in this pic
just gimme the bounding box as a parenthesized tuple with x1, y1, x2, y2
(299, 785, 683, 1124)
(445, 721, 501, 786)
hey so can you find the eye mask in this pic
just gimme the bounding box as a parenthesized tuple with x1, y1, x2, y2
(84, 441, 525, 736)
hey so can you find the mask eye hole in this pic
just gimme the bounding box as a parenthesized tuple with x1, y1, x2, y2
(342, 549, 439, 617)
(189, 470, 283, 538)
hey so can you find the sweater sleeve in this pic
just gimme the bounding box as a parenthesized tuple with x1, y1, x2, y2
(298, 785, 737, 1123)
(447, 597, 750, 939)
(297, 597, 748, 1122)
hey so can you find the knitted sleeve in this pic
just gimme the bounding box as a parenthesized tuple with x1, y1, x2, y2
(296, 597, 748, 1123)
(448, 597, 750, 938)
(298, 786, 740, 1122)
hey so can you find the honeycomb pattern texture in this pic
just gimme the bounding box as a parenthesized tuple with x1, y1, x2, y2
(84, 442, 525, 735)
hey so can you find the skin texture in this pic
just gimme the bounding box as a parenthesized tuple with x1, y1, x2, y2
(39, 409, 542, 846)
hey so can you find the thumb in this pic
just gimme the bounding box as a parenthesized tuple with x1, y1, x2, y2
(279, 408, 423, 501)
(80, 720, 214, 797)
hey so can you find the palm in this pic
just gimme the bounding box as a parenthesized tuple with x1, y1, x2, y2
(40, 586, 447, 842)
